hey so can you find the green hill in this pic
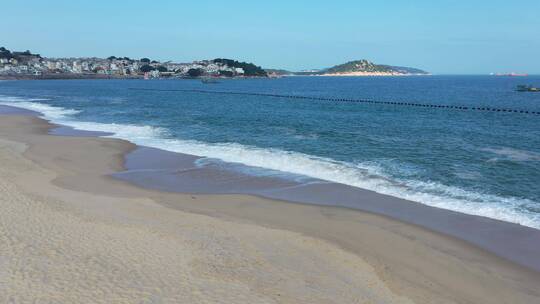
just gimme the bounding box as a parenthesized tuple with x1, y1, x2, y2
(213, 58, 267, 77)
(322, 59, 428, 75)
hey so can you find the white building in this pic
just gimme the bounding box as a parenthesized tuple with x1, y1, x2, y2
(72, 61, 82, 73)
(81, 61, 90, 71)
(150, 70, 160, 78)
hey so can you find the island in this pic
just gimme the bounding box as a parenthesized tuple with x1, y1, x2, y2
(266, 59, 429, 77)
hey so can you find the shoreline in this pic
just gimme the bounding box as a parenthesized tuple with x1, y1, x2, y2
(0, 73, 434, 81)
(1, 105, 540, 302)
(0, 75, 270, 81)
(2, 104, 540, 270)
(0, 74, 144, 80)
(317, 72, 430, 77)
(115, 146, 540, 271)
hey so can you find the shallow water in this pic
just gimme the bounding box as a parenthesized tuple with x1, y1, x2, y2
(1, 76, 539, 228)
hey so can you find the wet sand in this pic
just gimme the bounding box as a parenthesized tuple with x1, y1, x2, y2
(115, 146, 540, 272)
(1, 107, 540, 303)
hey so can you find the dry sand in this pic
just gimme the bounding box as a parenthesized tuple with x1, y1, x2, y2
(1, 114, 539, 303)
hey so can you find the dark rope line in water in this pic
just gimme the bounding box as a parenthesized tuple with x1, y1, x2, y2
(127, 88, 540, 116)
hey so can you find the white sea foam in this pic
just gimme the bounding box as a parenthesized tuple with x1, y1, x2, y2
(0, 99, 80, 119)
(481, 147, 540, 162)
(2, 98, 539, 229)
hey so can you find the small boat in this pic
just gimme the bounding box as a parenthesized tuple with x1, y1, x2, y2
(201, 77, 220, 84)
(516, 85, 540, 92)
(496, 73, 528, 77)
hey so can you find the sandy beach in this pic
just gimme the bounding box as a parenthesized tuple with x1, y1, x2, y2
(1, 111, 540, 303)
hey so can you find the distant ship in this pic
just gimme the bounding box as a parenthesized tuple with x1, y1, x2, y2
(516, 85, 539, 92)
(493, 72, 528, 77)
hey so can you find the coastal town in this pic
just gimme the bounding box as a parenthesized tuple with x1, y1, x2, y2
(0, 47, 268, 79)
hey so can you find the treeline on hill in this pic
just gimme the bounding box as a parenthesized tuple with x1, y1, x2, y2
(107, 56, 135, 62)
(213, 58, 267, 77)
(107, 56, 159, 64)
(139, 64, 168, 73)
(107, 56, 167, 73)
(325, 60, 392, 74)
(0, 47, 41, 59)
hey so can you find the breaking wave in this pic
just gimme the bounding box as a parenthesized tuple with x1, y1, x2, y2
(2, 97, 539, 229)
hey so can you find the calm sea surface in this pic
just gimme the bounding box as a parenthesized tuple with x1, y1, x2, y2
(1, 76, 540, 228)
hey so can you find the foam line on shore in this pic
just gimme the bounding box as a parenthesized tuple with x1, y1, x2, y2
(1, 96, 539, 229)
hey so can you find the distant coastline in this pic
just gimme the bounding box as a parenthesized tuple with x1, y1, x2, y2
(2, 46, 429, 80)
(0, 73, 143, 80)
(0, 46, 267, 80)
(0, 72, 429, 81)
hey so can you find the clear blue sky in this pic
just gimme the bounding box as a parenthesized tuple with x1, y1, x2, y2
(2, 0, 539, 74)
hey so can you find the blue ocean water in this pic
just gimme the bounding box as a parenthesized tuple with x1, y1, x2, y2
(1, 76, 540, 228)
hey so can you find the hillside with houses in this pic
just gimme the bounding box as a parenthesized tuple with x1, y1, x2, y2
(0, 47, 267, 79)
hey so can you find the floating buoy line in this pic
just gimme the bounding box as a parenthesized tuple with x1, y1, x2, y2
(128, 88, 540, 116)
